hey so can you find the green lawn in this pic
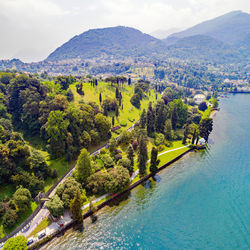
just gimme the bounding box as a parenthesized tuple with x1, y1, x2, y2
(202, 106, 211, 119)
(44, 156, 71, 193)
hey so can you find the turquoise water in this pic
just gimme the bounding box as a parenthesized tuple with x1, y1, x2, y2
(45, 94, 250, 250)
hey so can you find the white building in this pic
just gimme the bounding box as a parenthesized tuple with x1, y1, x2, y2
(194, 94, 206, 104)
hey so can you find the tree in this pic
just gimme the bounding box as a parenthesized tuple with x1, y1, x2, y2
(119, 157, 133, 173)
(137, 135, 148, 175)
(76, 148, 92, 185)
(199, 118, 213, 141)
(56, 177, 81, 208)
(95, 113, 111, 140)
(99, 92, 102, 103)
(70, 189, 83, 224)
(46, 195, 64, 218)
(171, 105, 178, 130)
(127, 145, 135, 170)
(150, 147, 160, 175)
(147, 102, 155, 137)
(164, 119, 172, 140)
(109, 137, 117, 153)
(192, 129, 196, 144)
(112, 116, 115, 126)
(130, 94, 141, 109)
(105, 166, 130, 194)
(13, 187, 32, 213)
(155, 100, 167, 133)
(140, 109, 147, 129)
(46, 110, 69, 157)
(198, 102, 208, 112)
(2, 209, 18, 228)
(3, 236, 27, 250)
(182, 127, 189, 144)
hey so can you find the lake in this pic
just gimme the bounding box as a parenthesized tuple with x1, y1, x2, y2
(44, 94, 250, 250)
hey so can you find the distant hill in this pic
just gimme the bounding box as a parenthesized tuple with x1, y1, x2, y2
(164, 10, 250, 45)
(165, 35, 242, 63)
(46, 26, 166, 61)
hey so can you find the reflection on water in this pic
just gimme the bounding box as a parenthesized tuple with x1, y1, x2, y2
(44, 94, 250, 250)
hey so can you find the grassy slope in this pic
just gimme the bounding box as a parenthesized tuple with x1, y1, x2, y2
(70, 81, 157, 130)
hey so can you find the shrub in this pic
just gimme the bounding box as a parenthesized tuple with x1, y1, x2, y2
(198, 102, 208, 112)
(115, 154, 122, 162)
(132, 140, 138, 150)
(102, 155, 115, 168)
(128, 117, 135, 122)
(154, 133, 165, 146)
(100, 148, 107, 154)
(164, 140, 172, 147)
(120, 120, 127, 127)
(157, 145, 165, 152)
(114, 128, 122, 134)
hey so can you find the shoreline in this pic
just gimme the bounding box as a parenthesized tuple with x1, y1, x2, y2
(29, 146, 204, 250)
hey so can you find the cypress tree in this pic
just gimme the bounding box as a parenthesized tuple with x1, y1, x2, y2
(192, 129, 196, 144)
(70, 189, 83, 224)
(155, 100, 166, 133)
(140, 109, 147, 129)
(99, 93, 102, 103)
(150, 147, 160, 175)
(115, 87, 119, 99)
(138, 135, 148, 175)
(115, 107, 119, 117)
(127, 145, 135, 168)
(112, 116, 115, 126)
(182, 127, 189, 144)
(128, 78, 131, 86)
(147, 102, 155, 137)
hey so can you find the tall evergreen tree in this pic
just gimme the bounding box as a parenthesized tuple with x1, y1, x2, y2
(115, 87, 119, 99)
(99, 93, 102, 103)
(128, 78, 131, 86)
(146, 102, 155, 136)
(155, 100, 166, 133)
(192, 129, 196, 144)
(138, 135, 148, 175)
(140, 109, 147, 129)
(112, 116, 115, 126)
(182, 127, 189, 144)
(164, 119, 172, 140)
(127, 145, 135, 168)
(76, 148, 92, 185)
(150, 147, 160, 175)
(70, 189, 83, 224)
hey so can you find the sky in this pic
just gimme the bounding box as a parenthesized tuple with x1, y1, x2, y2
(0, 0, 249, 62)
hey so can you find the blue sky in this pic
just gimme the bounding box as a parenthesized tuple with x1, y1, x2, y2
(0, 0, 249, 62)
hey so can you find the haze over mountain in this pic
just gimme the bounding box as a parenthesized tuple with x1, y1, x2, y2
(164, 10, 250, 45)
(150, 28, 182, 39)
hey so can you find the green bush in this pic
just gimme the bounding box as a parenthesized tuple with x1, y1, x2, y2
(154, 133, 165, 146)
(114, 128, 122, 134)
(100, 148, 107, 154)
(120, 120, 127, 127)
(164, 140, 172, 147)
(157, 145, 165, 152)
(128, 117, 135, 122)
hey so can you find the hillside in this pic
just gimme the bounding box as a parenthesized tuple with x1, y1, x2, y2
(165, 35, 242, 63)
(164, 10, 250, 45)
(46, 26, 166, 61)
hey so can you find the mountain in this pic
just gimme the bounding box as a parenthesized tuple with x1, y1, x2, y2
(164, 10, 250, 45)
(46, 26, 166, 61)
(165, 35, 242, 63)
(150, 28, 182, 39)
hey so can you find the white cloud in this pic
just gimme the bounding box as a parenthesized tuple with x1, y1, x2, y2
(0, 0, 249, 62)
